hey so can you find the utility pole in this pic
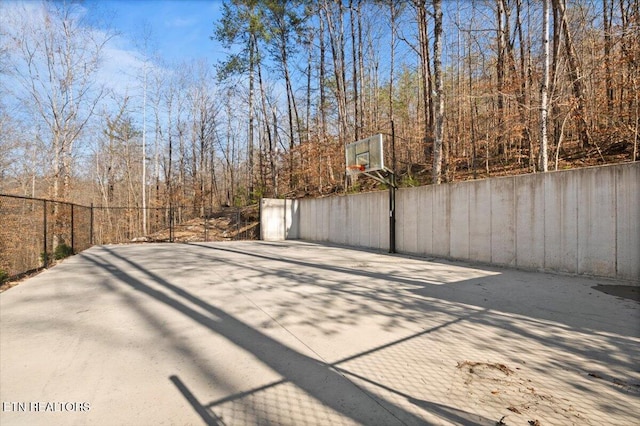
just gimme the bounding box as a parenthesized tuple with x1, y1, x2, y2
(142, 61, 148, 235)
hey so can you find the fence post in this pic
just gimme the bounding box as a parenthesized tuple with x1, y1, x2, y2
(90, 203, 94, 245)
(204, 211, 211, 243)
(169, 204, 174, 243)
(389, 172, 396, 254)
(43, 200, 48, 267)
(71, 204, 75, 253)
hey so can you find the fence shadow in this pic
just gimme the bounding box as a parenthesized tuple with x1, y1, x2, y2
(81, 244, 500, 425)
(69, 241, 640, 424)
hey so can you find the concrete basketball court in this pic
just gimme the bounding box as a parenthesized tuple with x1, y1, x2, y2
(1, 241, 638, 425)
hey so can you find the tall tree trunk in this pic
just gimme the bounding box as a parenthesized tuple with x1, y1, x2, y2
(540, 0, 550, 172)
(305, 29, 312, 146)
(248, 34, 256, 200)
(553, 0, 591, 148)
(318, 3, 329, 189)
(304, 29, 313, 192)
(165, 89, 174, 216)
(350, 0, 360, 140)
(322, 0, 348, 144)
(432, 0, 444, 184)
(256, 45, 277, 196)
(415, 0, 433, 164)
(551, 1, 562, 147)
(389, 0, 397, 173)
(495, 0, 507, 159)
(515, 0, 533, 170)
(318, 4, 327, 141)
(282, 46, 300, 191)
(603, 0, 613, 119)
(357, 1, 365, 136)
(141, 64, 148, 234)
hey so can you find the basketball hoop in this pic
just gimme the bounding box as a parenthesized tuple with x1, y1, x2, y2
(344, 133, 396, 253)
(347, 164, 366, 172)
(345, 134, 384, 176)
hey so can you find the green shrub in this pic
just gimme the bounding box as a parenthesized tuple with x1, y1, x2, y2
(0, 269, 8, 284)
(401, 175, 420, 187)
(40, 252, 52, 265)
(347, 182, 362, 193)
(54, 244, 74, 260)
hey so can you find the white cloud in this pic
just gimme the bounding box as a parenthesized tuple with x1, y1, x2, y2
(0, 0, 172, 144)
(98, 38, 147, 95)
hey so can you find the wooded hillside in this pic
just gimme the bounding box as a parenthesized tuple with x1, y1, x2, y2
(1, 0, 638, 213)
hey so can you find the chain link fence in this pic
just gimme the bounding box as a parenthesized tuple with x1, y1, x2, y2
(91, 206, 173, 244)
(0, 194, 259, 283)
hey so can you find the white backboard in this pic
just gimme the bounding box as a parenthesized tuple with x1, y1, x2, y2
(345, 134, 385, 176)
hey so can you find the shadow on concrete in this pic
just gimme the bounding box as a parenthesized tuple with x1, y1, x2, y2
(186, 242, 638, 333)
(77, 241, 639, 424)
(83, 246, 497, 425)
(170, 375, 224, 425)
(592, 284, 640, 303)
(184, 242, 640, 400)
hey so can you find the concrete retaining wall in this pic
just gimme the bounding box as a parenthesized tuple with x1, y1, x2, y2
(262, 163, 639, 281)
(297, 191, 389, 250)
(260, 198, 300, 241)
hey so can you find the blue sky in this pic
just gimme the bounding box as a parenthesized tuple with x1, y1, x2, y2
(0, 0, 237, 155)
(86, 0, 228, 64)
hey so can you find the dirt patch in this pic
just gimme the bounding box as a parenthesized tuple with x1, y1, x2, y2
(0, 280, 20, 292)
(145, 206, 259, 243)
(456, 360, 515, 377)
(453, 360, 590, 425)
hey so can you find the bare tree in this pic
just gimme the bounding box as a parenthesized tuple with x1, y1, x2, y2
(432, 0, 444, 184)
(2, 2, 113, 250)
(540, 0, 550, 171)
(552, 0, 591, 149)
(321, 0, 349, 144)
(412, 0, 434, 164)
(4, 2, 112, 202)
(214, 0, 264, 201)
